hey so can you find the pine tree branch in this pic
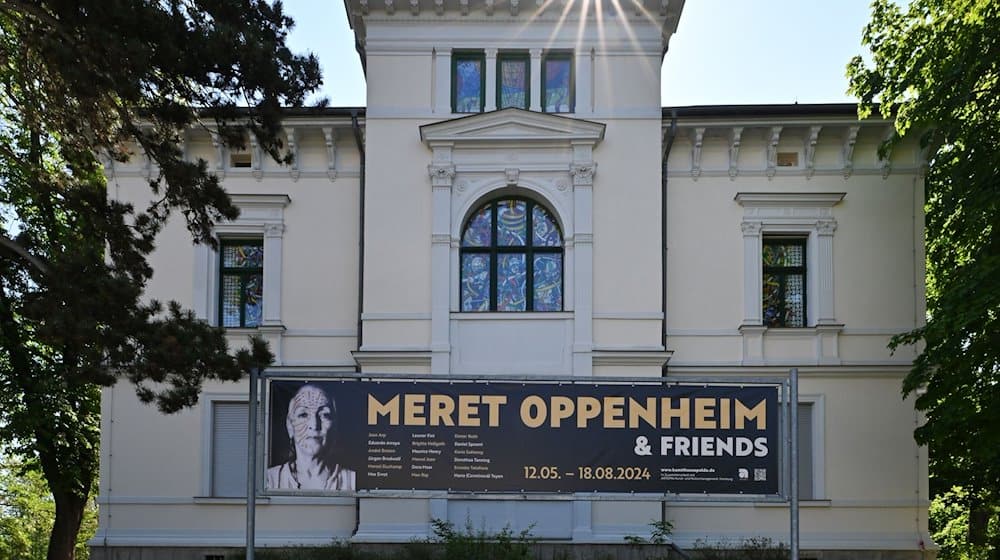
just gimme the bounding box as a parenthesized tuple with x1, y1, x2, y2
(0, 233, 49, 275)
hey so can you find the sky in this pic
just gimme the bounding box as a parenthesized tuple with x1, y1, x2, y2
(280, 0, 875, 108)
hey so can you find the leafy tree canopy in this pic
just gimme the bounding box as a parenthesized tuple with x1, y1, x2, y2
(0, 1, 315, 558)
(848, 0, 1000, 530)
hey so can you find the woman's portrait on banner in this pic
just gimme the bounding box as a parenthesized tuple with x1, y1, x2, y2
(267, 381, 356, 491)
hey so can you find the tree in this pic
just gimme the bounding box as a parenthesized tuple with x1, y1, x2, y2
(0, 1, 317, 558)
(0, 449, 97, 560)
(848, 0, 1000, 553)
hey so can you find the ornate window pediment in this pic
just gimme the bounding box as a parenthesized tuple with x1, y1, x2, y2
(420, 107, 604, 146)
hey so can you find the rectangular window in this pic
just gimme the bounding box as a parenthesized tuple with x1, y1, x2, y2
(762, 236, 806, 327)
(497, 53, 529, 110)
(211, 402, 247, 497)
(542, 52, 574, 113)
(220, 239, 264, 328)
(452, 52, 485, 113)
(779, 402, 816, 500)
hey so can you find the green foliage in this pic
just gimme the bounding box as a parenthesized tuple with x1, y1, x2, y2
(930, 487, 1000, 560)
(690, 537, 788, 560)
(623, 519, 675, 546)
(427, 518, 535, 560)
(847, 0, 1000, 544)
(0, 452, 97, 560)
(0, 1, 315, 558)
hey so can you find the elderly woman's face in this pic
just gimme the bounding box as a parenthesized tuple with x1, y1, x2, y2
(286, 386, 333, 458)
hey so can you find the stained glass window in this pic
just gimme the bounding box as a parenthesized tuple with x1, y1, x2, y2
(460, 197, 563, 312)
(453, 53, 484, 113)
(762, 237, 806, 327)
(220, 240, 264, 328)
(498, 55, 529, 110)
(542, 54, 573, 113)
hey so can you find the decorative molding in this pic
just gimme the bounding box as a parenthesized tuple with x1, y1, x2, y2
(660, 0, 670, 16)
(879, 125, 894, 179)
(728, 127, 742, 179)
(359, 0, 369, 13)
(284, 127, 300, 181)
(459, 0, 469, 14)
(263, 223, 285, 238)
(765, 126, 782, 179)
(410, 0, 419, 15)
(385, 0, 394, 14)
(509, 0, 518, 16)
(484, 0, 493, 15)
(690, 127, 705, 180)
(591, 350, 672, 367)
(816, 219, 837, 236)
(842, 125, 859, 179)
(428, 164, 456, 187)
(555, 178, 570, 192)
(505, 167, 520, 186)
(740, 221, 763, 236)
(249, 133, 263, 180)
(322, 126, 338, 181)
(735, 192, 846, 209)
(434, 0, 444, 15)
(570, 163, 595, 186)
(211, 133, 225, 180)
(804, 125, 821, 179)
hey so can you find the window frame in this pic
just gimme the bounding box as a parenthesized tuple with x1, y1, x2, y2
(219, 238, 264, 328)
(762, 236, 808, 328)
(460, 197, 564, 312)
(452, 51, 486, 114)
(496, 52, 530, 110)
(541, 51, 575, 114)
(207, 399, 249, 498)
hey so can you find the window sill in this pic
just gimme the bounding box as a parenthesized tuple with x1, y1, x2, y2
(451, 311, 573, 320)
(193, 496, 271, 505)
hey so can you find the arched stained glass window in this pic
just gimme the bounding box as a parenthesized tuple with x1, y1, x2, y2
(461, 198, 563, 312)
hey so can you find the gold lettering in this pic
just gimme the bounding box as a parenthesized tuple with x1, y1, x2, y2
(481, 395, 507, 427)
(735, 399, 767, 430)
(520, 395, 546, 428)
(660, 398, 690, 429)
(628, 397, 657, 429)
(694, 398, 716, 429)
(404, 394, 427, 426)
(604, 396, 625, 428)
(577, 397, 601, 428)
(550, 396, 575, 427)
(720, 398, 731, 429)
(368, 394, 400, 426)
(429, 394, 455, 426)
(457, 395, 480, 427)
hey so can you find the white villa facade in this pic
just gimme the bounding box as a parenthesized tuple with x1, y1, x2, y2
(92, 0, 933, 558)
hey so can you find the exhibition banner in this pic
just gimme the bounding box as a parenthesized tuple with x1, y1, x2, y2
(265, 378, 780, 495)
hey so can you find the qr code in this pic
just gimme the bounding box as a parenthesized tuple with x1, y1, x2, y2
(754, 468, 767, 481)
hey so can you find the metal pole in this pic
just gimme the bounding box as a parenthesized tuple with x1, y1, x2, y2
(246, 367, 259, 560)
(790, 367, 799, 560)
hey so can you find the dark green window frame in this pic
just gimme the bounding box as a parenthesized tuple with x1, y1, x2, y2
(452, 51, 486, 114)
(762, 236, 807, 328)
(461, 198, 563, 312)
(497, 52, 530, 110)
(541, 51, 574, 113)
(219, 239, 264, 328)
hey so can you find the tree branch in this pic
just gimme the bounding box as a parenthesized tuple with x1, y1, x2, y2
(0, 234, 49, 275)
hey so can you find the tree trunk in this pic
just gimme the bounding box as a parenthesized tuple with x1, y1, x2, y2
(46, 489, 88, 560)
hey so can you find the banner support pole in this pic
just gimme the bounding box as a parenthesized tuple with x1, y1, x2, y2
(246, 367, 259, 560)
(790, 367, 799, 560)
